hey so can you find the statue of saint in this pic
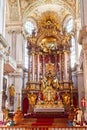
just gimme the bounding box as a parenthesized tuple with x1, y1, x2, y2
(2, 108, 9, 122)
(9, 84, 15, 97)
(9, 84, 15, 105)
(62, 92, 70, 106)
(76, 108, 83, 123)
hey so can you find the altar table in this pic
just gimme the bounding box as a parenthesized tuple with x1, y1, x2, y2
(34, 107, 64, 113)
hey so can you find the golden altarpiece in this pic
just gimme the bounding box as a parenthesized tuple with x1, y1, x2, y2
(22, 12, 78, 114)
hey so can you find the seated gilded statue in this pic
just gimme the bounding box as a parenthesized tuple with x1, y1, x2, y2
(62, 92, 71, 107)
(28, 93, 37, 106)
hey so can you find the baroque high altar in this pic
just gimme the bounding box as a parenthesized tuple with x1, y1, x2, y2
(22, 12, 77, 114)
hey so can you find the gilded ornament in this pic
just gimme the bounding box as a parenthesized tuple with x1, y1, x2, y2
(28, 93, 37, 106)
(62, 92, 71, 107)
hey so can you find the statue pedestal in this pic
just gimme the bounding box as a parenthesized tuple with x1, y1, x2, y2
(13, 110, 24, 124)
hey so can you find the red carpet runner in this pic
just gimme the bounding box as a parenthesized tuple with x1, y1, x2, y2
(32, 118, 53, 126)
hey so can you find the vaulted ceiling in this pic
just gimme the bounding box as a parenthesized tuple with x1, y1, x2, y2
(6, 0, 79, 52)
(6, 0, 77, 25)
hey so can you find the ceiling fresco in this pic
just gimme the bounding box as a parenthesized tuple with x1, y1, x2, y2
(7, 0, 76, 23)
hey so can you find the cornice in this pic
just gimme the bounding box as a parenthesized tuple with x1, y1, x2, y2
(6, 23, 23, 34)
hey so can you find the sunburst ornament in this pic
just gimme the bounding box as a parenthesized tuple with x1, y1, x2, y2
(37, 11, 62, 32)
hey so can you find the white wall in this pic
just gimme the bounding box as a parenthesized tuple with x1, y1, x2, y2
(0, 0, 6, 36)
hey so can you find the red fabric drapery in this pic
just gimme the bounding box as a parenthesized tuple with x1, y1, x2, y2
(81, 97, 86, 108)
(22, 98, 29, 114)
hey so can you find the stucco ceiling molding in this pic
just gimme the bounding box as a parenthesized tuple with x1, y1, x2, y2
(22, 0, 75, 23)
(7, 0, 76, 24)
(8, 0, 20, 21)
(54, 0, 76, 16)
(22, 0, 45, 19)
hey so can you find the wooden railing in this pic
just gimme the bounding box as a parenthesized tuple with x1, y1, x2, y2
(0, 126, 87, 130)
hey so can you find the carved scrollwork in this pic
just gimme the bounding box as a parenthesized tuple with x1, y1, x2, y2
(27, 93, 37, 106)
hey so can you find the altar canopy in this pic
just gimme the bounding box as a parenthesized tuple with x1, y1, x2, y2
(22, 10, 78, 114)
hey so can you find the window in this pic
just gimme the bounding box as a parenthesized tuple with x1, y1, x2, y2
(24, 40, 28, 69)
(64, 17, 75, 68)
(66, 19, 74, 33)
(70, 37, 76, 68)
(24, 21, 35, 35)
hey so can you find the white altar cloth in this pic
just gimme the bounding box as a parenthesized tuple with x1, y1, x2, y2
(34, 107, 64, 113)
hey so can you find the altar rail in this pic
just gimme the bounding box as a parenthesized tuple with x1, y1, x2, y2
(0, 126, 87, 130)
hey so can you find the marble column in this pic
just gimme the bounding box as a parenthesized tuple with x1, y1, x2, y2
(7, 27, 24, 111)
(30, 54, 33, 81)
(37, 53, 40, 82)
(28, 52, 30, 81)
(54, 54, 57, 76)
(42, 55, 45, 77)
(80, 0, 87, 27)
(32, 52, 35, 81)
(64, 51, 67, 81)
(0, 56, 4, 121)
(82, 37, 87, 121)
(34, 54, 37, 82)
(59, 52, 62, 82)
(79, 27, 87, 120)
(63, 51, 70, 81)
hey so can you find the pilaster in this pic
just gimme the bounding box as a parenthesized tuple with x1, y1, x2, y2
(0, 56, 4, 121)
(6, 24, 24, 111)
(79, 26, 87, 121)
(0, 0, 6, 36)
(81, 0, 87, 26)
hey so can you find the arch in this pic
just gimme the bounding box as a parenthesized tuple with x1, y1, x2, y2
(23, 17, 37, 35)
(63, 15, 74, 33)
